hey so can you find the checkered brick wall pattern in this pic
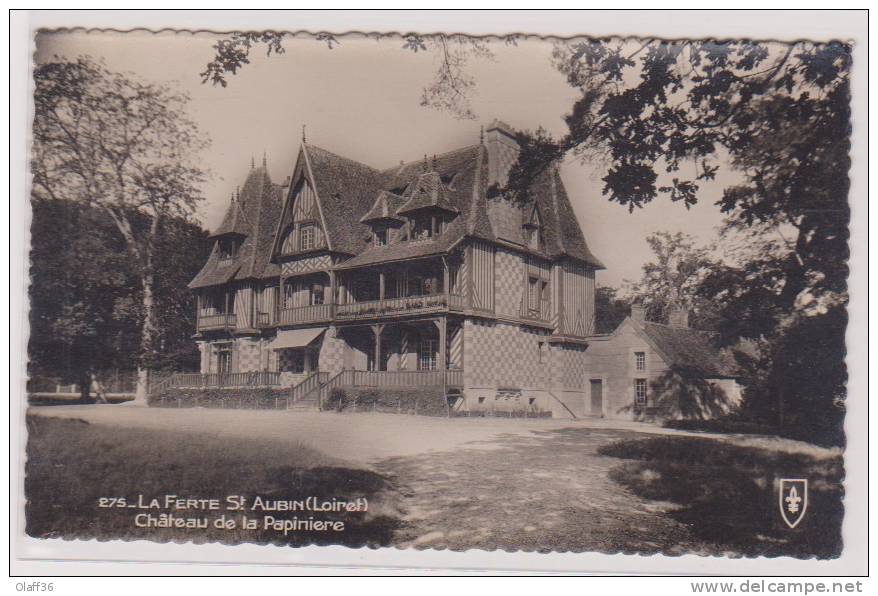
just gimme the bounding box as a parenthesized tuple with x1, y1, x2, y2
(235, 339, 264, 372)
(494, 248, 525, 318)
(463, 319, 552, 390)
(318, 326, 347, 375)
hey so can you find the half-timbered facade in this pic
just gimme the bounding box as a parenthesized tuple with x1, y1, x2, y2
(188, 121, 607, 417)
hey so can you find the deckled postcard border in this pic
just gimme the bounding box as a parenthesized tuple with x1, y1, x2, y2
(10, 9, 868, 576)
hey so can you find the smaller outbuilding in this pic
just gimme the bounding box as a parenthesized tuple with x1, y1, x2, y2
(586, 305, 743, 421)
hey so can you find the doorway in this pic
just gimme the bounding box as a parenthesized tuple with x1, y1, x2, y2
(589, 379, 603, 417)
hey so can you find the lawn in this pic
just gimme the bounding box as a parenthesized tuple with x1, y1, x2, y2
(24, 410, 844, 557)
(25, 415, 403, 547)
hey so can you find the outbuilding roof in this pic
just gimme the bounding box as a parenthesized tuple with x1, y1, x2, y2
(638, 320, 741, 379)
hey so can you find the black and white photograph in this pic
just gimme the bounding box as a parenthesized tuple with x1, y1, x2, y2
(10, 9, 868, 577)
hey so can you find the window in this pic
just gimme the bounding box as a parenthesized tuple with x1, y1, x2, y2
(282, 283, 296, 309)
(213, 343, 233, 374)
(528, 277, 540, 311)
(408, 274, 439, 297)
(217, 238, 238, 260)
(412, 217, 432, 240)
(526, 226, 542, 250)
(635, 351, 646, 371)
(280, 349, 304, 374)
(299, 224, 315, 251)
(537, 341, 546, 363)
(374, 228, 387, 246)
(310, 282, 324, 306)
(419, 338, 438, 371)
(635, 378, 648, 405)
(540, 280, 550, 301)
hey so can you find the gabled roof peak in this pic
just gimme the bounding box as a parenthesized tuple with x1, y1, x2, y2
(396, 169, 459, 216)
(360, 190, 406, 223)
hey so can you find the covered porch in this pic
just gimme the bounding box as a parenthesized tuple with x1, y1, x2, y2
(335, 317, 462, 375)
(335, 256, 465, 321)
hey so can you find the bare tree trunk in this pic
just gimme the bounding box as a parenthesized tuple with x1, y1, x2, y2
(133, 214, 161, 406)
(78, 372, 93, 405)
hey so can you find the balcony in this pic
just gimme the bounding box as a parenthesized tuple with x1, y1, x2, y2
(276, 303, 334, 326)
(197, 313, 237, 331)
(520, 299, 551, 323)
(335, 293, 466, 321)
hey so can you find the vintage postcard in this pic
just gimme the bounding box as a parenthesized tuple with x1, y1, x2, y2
(10, 10, 868, 576)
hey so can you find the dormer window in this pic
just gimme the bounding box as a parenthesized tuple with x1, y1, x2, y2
(374, 228, 388, 247)
(526, 226, 542, 250)
(524, 205, 544, 250)
(217, 238, 239, 260)
(412, 216, 433, 240)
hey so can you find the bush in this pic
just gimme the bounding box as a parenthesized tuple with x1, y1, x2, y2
(663, 418, 778, 436)
(325, 388, 348, 412)
(150, 387, 290, 409)
(331, 386, 449, 416)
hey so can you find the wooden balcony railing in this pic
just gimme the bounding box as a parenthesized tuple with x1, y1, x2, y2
(335, 293, 466, 321)
(348, 369, 464, 388)
(275, 303, 334, 326)
(520, 299, 551, 323)
(154, 371, 281, 392)
(311, 369, 464, 409)
(197, 313, 237, 330)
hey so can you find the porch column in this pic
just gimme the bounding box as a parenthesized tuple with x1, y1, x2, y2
(379, 271, 385, 301)
(442, 256, 450, 299)
(277, 276, 284, 320)
(328, 270, 336, 305)
(433, 317, 447, 371)
(371, 323, 385, 372)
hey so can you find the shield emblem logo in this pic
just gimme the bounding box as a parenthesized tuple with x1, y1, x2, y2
(779, 479, 808, 528)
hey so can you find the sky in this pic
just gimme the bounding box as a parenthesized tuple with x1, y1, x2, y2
(35, 30, 738, 288)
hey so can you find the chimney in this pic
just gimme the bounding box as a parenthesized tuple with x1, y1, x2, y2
(630, 303, 645, 324)
(484, 119, 520, 187)
(668, 307, 689, 329)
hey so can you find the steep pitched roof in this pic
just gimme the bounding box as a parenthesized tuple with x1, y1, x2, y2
(210, 195, 250, 238)
(536, 165, 604, 268)
(301, 144, 388, 255)
(360, 191, 406, 223)
(335, 236, 455, 270)
(637, 320, 740, 378)
(396, 170, 460, 215)
(189, 165, 283, 289)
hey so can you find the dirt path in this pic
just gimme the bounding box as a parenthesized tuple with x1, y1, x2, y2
(27, 406, 840, 556)
(28, 405, 603, 463)
(373, 426, 711, 554)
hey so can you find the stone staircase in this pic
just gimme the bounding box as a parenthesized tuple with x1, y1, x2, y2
(287, 371, 329, 411)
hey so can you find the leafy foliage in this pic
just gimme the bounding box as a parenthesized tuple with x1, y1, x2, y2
(623, 231, 719, 328)
(32, 56, 210, 397)
(594, 286, 629, 334)
(28, 198, 211, 391)
(201, 32, 501, 119)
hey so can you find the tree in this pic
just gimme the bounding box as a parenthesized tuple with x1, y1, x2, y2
(28, 198, 139, 402)
(594, 286, 629, 334)
(31, 57, 209, 402)
(623, 231, 718, 328)
(28, 198, 212, 401)
(201, 32, 518, 120)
